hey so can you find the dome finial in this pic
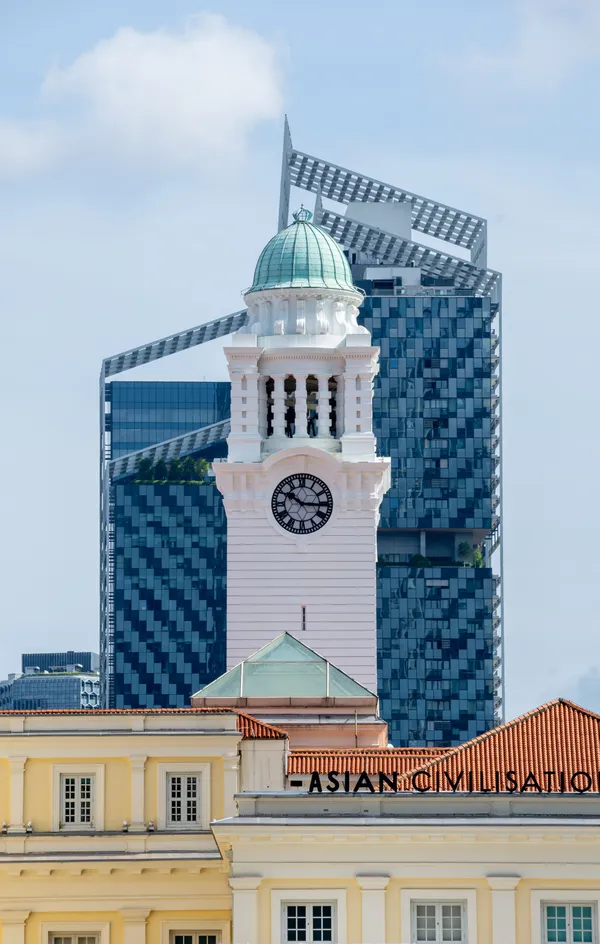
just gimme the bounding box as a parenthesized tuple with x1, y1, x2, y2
(293, 205, 312, 223)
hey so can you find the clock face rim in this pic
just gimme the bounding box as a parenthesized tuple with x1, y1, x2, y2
(271, 473, 334, 535)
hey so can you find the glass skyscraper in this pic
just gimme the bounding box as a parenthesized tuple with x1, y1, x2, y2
(357, 286, 500, 744)
(100, 121, 501, 743)
(101, 380, 229, 707)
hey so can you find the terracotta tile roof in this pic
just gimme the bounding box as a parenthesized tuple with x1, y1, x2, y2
(288, 747, 449, 775)
(236, 712, 288, 740)
(395, 699, 600, 793)
(0, 707, 286, 741)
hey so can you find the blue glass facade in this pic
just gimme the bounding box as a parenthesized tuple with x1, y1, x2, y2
(112, 482, 226, 707)
(102, 381, 229, 707)
(107, 381, 231, 458)
(378, 564, 497, 745)
(359, 294, 496, 532)
(356, 283, 500, 746)
(0, 673, 100, 710)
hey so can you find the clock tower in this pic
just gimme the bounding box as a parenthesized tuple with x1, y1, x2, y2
(213, 209, 391, 690)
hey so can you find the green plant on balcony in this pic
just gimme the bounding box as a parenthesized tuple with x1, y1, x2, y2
(409, 554, 432, 567)
(134, 456, 211, 484)
(472, 547, 484, 568)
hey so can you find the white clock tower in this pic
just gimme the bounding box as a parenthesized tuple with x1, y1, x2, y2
(213, 209, 390, 690)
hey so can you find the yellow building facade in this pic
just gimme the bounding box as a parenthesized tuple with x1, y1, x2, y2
(2, 689, 600, 944)
(217, 790, 600, 944)
(211, 697, 600, 944)
(0, 707, 286, 944)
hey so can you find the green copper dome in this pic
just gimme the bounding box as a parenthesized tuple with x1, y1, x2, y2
(247, 207, 356, 295)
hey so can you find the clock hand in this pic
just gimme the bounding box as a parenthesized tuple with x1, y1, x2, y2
(288, 497, 323, 508)
(288, 490, 308, 506)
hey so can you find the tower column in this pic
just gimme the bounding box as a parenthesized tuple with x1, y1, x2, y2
(258, 375, 269, 439)
(245, 371, 261, 438)
(317, 374, 331, 438)
(294, 374, 307, 437)
(272, 374, 287, 437)
(344, 371, 358, 434)
(358, 371, 374, 433)
(335, 374, 345, 436)
(223, 337, 262, 462)
(229, 374, 244, 435)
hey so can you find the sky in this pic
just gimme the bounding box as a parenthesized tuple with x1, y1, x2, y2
(0, 0, 599, 720)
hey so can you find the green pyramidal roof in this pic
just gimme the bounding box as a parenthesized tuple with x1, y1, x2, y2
(246, 207, 357, 295)
(197, 633, 375, 698)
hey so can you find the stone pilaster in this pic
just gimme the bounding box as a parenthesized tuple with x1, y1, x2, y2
(487, 875, 520, 944)
(7, 757, 27, 834)
(356, 874, 389, 944)
(230, 876, 261, 944)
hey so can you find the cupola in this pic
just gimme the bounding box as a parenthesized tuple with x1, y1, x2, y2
(242, 208, 366, 339)
(246, 208, 356, 296)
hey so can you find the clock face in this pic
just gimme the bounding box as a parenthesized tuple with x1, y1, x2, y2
(271, 474, 333, 534)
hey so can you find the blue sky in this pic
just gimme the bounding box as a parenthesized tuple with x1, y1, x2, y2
(0, 0, 599, 719)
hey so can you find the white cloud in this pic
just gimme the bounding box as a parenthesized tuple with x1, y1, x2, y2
(451, 0, 600, 92)
(0, 13, 283, 176)
(0, 121, 62, 174)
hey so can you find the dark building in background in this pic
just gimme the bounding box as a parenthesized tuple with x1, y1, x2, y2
(3, 672, 100, 710)
(108, 382, 230, 459)
(112, 481, 226, 707)
(22, 651, 99, 673)
(101, 380, 230, 707)
(99, 123, 501, 744)
(356, 281, 500, 745)
(2, 654, 100, 710)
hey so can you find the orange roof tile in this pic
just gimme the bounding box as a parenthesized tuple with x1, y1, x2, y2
(289, 747, 449, 775)
(236, 712, 288, 740)
(394, 699, 600, 793)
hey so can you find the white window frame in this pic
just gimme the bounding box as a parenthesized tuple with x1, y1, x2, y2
(157, 763, 211, 830)
(51, 765, 105, 831)
(271, 889, 346, 944)
(282, 901, 336, 944)
(41, 921, 109, 944)
(160, 920, 229, 944)
(401, 889, 477, 944)
(411, 899, 466, 943)
(532, 892, 600, 944)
